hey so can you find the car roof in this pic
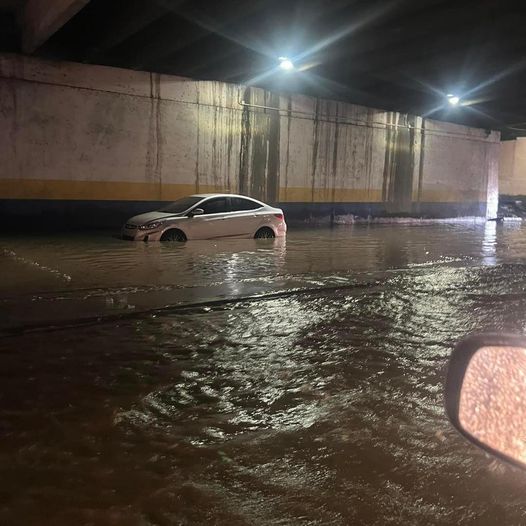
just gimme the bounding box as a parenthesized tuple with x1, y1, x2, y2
(191, 193, 265, 202)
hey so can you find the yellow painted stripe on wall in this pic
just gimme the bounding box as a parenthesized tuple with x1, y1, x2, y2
(419, 189, 487, 203)
(0, 179, 486, 203)
(499, 181, 526, 196)
(279, 187, 383, 203)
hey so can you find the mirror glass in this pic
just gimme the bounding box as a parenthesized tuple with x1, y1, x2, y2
(459, 345, 526, 463)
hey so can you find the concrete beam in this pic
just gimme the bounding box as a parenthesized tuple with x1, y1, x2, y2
(22, 0, 91, 53)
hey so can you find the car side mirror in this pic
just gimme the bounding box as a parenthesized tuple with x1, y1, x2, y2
(446, 333, 526, 470)
(188, 208, 204, 217)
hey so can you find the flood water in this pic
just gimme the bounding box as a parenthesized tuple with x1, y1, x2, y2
(2, 222, 526, 525)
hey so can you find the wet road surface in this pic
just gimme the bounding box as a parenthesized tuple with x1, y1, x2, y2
(2, 223, 526, 525)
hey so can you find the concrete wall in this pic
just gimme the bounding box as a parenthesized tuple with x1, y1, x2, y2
(0, 53, 500, 227)
(499, 138, 526, 197)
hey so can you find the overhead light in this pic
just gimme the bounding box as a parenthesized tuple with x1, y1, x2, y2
(278, 56, 294, 71)
(447, 94, 460, 106)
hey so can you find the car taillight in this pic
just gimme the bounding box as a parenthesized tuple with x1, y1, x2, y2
(274, 213, 284, 220)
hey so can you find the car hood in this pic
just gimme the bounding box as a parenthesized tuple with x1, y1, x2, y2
(126, 211, 182, 225)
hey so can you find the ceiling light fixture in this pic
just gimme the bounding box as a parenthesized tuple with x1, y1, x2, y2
(278, 56, 294, 71)
(447, 94, 461, 106)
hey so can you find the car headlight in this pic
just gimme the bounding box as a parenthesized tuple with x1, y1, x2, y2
(139, 221, 163, 230)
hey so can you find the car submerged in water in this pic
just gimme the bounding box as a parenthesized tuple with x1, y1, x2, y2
(122, 193, 287, 242)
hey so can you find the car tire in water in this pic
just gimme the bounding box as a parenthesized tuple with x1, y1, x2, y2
(160, 229, 187, 242)
(254, 227, 275, 239)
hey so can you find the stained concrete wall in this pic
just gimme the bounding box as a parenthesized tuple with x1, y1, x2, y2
(0, 53, 499, 227)
(499, 138, 526, 197)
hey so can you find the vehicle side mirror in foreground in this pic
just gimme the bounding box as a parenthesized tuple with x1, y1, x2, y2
(188, 208, 204, 217)
(446, 334, 526, 469)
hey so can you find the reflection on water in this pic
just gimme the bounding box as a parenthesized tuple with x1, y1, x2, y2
(0, 223, 512, 297)
(2, 223, 526, 524)
(1, 223, 525, 331)
(482, 221, 497, 266)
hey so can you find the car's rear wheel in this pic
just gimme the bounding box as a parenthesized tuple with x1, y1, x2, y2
(160, 229, 187, 242)
(254, 227, 275, 239)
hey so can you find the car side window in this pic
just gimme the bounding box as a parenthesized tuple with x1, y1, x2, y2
(231, 197, 262, 211)
(200, 197, 230, 215)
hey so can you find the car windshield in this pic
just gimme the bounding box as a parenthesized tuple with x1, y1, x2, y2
(158, 196, 202, 214)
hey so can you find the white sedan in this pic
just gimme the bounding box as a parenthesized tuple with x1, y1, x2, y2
(122, 194, 287, 242)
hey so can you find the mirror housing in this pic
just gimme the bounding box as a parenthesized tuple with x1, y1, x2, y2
(446, 333, 526, 469)
(188, 208, 204, 218)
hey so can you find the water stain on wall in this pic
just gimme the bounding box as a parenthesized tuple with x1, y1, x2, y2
(4, 79, 17, 162)
(195, 83, 200, 192)
(363, 108, 375, 200)
(415, 118, 427, 210)
(330, 103, 340, 207)
(283, 96, 293, 198)
(310, 98, 321, 203)
(239, 88, 251, 196)
(145, 72, 162, 194)
(266, 91, 280, 203)
(382, 112, 417, 213)
(238, 87, 280, 202)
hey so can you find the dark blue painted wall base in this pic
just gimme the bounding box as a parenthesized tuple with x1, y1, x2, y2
(499, 195, 526, 204)
(0, 199, 488, 230)
(0, 199, 166, 230)
(281, 202, 487, 221)
(498, 195, 526, 218)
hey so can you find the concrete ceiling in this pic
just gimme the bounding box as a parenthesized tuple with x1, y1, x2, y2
(0, 0, 24, 8)
(0, 0, 22, 51)
(2, 0, 526, 138)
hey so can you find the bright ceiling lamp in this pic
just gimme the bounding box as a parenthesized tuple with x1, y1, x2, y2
(278, 56, 294, 71)
(447, 93, 461, 106)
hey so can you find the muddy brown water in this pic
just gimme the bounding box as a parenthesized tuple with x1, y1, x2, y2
(2, 222, 526, 525)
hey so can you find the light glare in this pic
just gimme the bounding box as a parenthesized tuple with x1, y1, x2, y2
(447, 94, 460, 106)
(278, 57, 294, 71)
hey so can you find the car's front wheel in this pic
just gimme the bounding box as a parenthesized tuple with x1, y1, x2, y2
(254, 227, 275, 239)
(160, 229, 187, 242)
